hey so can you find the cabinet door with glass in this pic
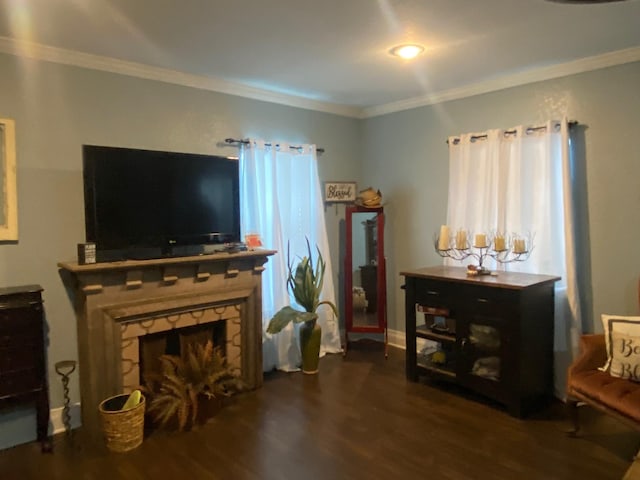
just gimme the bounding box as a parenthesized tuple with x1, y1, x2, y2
(457, 311, 511, 406)
(344, 205, 387, 355)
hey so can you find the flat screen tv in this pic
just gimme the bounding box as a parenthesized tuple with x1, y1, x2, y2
(83, 145, 241, 259)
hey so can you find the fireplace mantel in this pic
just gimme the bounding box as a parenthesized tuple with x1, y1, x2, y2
(59, 249, 275, 441)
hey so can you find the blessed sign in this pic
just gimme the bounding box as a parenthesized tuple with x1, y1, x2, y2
(324, 181, 357, 203)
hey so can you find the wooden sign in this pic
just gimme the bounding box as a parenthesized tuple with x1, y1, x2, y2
(323, 181, 357, 203)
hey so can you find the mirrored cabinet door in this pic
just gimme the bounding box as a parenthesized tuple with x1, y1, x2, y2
(344, 205, 387, 356)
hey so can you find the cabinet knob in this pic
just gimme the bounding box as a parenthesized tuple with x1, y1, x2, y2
(477, 298, 489, 303)
(427, 290, 440, 296)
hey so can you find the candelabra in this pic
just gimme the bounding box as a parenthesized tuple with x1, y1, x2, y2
(434, 228, 533, 275)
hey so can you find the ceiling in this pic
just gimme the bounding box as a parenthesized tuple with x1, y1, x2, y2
(0, 0, 639, 117)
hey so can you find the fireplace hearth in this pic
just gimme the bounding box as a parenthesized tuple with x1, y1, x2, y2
(59, 250, 274, 442)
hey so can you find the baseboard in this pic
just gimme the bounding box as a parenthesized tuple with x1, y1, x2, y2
(340, 328, 406, 350)
(387, 328, 405, 349)
(0, 408, 38, 450)
(0, 403, 82, 450)
(49, 402, 82, 435)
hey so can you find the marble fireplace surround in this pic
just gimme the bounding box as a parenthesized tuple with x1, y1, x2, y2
(59, 249, 274, 441)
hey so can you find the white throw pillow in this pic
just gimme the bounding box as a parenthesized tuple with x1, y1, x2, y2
(600, 314, 640, 372)
(609, 330, 640, 381)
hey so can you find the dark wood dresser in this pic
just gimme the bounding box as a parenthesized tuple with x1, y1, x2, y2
(401, 266, 560, 417)
(0, 285, 51, 452)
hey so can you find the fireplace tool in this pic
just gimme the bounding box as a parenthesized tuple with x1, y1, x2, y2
(54, 360, 77, 437)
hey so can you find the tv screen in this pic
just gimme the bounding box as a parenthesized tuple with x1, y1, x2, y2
(83, 145, 240, 258)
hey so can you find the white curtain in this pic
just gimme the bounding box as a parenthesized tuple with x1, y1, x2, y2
(447, 119, 581, 397)
(240, 139, 342, 372)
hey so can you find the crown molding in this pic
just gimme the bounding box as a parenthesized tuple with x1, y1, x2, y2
(0, 37, 362, 119)
(1, 37, 638, 120)
(361, 46, 640, 118)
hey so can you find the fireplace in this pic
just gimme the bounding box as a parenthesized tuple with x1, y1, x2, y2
(59, 250, 274, 441)
(118, 299, 241, 393)
(137, 321, 231, 391)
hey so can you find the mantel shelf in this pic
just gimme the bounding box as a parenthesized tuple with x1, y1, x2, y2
(58, 249, 277, 274)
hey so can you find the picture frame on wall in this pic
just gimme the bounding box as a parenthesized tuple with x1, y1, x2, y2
(0, 118, 17, 241)
(323, 181, 357, 203)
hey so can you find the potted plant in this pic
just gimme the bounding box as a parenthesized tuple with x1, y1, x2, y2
(148, 340, 242, 431)
(266, 240, 338, 374)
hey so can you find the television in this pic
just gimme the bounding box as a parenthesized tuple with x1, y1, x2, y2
(83, 145, 241, 260)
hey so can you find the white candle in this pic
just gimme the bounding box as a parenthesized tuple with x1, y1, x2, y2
(474, 233, 487, 248)
(494, 235, 505, 251)
(456, 230, 467, 250)
(438, 225, 450, 250)
(514, 238, 525, 253)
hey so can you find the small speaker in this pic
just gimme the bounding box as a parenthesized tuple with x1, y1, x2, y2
(77, 243, 96, 265)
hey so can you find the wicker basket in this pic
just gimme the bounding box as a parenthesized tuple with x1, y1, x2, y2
(98, 393, 145, 453)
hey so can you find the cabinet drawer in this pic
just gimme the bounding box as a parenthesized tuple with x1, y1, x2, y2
(0, 307, 42, 334)
(0, 346, 39, 372)
(0, 290, 42, 309)
(413, 280, 458, 308)
(459, 285, 519, 316)
(0, 331, 40, 348)
(0, 369, 40, 397)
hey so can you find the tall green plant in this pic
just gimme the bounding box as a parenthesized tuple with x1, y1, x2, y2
(266, 239, 338, 334)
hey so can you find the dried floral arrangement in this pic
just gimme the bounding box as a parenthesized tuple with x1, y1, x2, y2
(148, 340, 243, 431)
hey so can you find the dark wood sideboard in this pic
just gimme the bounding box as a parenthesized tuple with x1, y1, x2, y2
(0, 285, 51, 452)
(401, 266, 560, 417)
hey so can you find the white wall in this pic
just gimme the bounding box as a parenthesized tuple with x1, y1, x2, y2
(361, 61, 640, 337)
(0, 53, 360, 448)
(2, 49, 639, 450)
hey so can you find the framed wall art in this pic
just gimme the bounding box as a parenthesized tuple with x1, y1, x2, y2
(0, 118, 17, 241)
(323, 181, 357, 203)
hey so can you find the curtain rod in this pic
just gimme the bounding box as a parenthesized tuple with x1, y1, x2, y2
(224, 138, 325, 154)
(447, 120, 578, 145)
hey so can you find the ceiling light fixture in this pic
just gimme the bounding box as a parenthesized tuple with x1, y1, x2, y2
(389, 44, 425, 60)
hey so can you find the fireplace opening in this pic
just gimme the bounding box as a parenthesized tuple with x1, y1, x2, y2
(139, 322, 226, 391)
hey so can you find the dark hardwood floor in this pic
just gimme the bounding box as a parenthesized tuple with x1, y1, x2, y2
(1, 344, 638, 480)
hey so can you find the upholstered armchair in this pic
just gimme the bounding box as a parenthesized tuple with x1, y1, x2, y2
(567, 281, 640, 434)
(567, 333, 640, 434)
